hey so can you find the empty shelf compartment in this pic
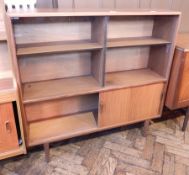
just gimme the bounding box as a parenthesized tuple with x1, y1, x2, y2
(28, 112, 98, 146)
(23, 75, 101, 104)
(105, 69, 166, 88)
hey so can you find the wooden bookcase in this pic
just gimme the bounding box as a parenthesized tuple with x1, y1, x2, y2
(6, 10, 180, 150)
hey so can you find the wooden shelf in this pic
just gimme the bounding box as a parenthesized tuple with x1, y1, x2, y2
(23, 69, 166, 104)
(106, 69, 166, 88)
(107, 37, 170, 48)
(29, 112, 97, 146)
(23, 75, 101, 104)
(17, 40, 103, 56)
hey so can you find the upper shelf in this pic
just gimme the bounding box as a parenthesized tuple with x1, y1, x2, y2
(17, 37, 170, 56)
(107, 37, 171, 48)
(17, 40, 103, 56)
(7, 9, 181, 18)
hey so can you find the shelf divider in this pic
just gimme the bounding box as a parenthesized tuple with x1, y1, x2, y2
(91, 16, 108, 86)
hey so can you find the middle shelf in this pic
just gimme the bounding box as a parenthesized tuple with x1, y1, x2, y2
(23, 68, 166, 104)
(17, 40, 103, 56)
(16, 37, 170, 56)
(23, 75, 101, 104)
(107, 37, 170, 48)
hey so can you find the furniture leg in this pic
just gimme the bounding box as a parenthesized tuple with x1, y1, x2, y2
(143, 120, 150, 137)
(43, 143, 50, 162)
(182, 107, 189, 131)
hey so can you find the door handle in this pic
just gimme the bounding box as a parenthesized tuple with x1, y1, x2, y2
(100, 102, 104, 114)
(5, 121, 11, 133)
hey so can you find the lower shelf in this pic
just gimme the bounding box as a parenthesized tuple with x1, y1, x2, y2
(29, 112, 98, 146)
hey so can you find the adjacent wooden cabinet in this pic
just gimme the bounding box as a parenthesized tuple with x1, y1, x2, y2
(0, 103, 19, 153)
(6, 10, 180, 151)
(179, 53, 189, 103)
(166, 33, 189, 131)
(166, 33, 189, 109)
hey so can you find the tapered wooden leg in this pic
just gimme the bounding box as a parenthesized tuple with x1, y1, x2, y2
(44, 143, 50, 162)
(142, 120, 150, 137)
(182, 107, 189, 132)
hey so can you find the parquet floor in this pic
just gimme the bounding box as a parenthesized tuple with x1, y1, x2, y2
(1, 114, 189, 175)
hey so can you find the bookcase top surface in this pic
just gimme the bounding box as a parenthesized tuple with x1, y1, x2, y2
(7, 9, 181, 18)
(176, 32, 189, 51)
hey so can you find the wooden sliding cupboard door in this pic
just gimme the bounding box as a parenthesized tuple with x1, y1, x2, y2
(0, 103, 19, 153)
(99, 83, 164, 127)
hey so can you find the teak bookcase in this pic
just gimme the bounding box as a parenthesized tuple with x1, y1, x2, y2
(6, 10, 180, 158)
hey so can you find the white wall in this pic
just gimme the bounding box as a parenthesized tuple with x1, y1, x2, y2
(35, 0, 189, 32)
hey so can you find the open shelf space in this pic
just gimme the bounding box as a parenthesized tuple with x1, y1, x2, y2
(107, 15, 178, 51)
(23, 75, 101, 104)
(25, 93, 99, 122)
(17, 40, 103, 56)
(28, 112, 98, 146)
(105, 69, 166, 88)
(107, 37, 170, 48)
